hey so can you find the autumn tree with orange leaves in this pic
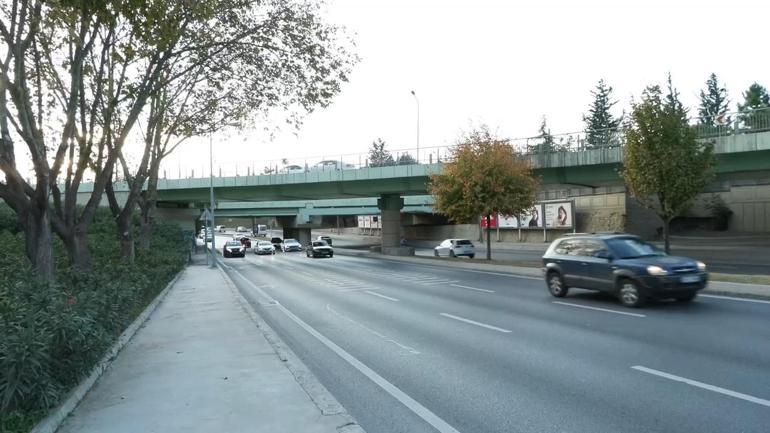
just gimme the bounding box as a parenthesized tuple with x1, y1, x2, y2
(429, 126, 538, 260)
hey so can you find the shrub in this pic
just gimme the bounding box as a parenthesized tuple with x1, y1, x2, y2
(0, 206, 186, 432)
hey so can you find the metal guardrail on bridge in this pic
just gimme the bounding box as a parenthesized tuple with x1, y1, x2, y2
(156, 107, 770, 180)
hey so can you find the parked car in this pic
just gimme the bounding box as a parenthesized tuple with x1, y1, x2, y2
(254, 240, 276, 255)
(215, 225, 226, 232)
(236, 226, 248, 233)
(316, 235, 333, 246)
(307, 240, 334, 258)
(282, 238, 302, 252)
(270, 237, 283, 251)
(434, 239, 475, 258)
(542, 233, 708, 308)
(223, 240, 245, 258)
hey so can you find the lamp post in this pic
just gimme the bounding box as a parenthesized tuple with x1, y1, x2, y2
(209, 133, 216, 268)
(410, 90, 420, 163)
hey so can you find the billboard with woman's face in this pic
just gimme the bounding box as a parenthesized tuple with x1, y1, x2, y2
(519, 206, 542, 228)
(544, 202, 572, 228)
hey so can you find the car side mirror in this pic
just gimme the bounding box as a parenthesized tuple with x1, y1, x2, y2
(595, 250, 613, 261)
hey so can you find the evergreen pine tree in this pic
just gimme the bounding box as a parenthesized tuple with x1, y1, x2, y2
(583, 79, 622, 148)
(697, 73, 730, 127)
(368, 138, 394, 167)
(531, 116, 556, 153)
(738, 83, 770, 130)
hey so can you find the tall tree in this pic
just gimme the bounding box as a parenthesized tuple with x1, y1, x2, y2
(623, 77, 715, 253)
(583, 79, 622, 148)
(368, 138, 394, 167)
(530, 116, 556, 153)
(429, 126, 537, 260)
(737, 82, 770, 130)
(396, 152, 417, 165)
(697, 73, 730, 127)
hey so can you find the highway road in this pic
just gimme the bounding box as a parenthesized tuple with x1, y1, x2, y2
(217, 247, 770, 433)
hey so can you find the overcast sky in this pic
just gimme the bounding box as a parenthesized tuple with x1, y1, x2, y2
(163, 0, 769, 176)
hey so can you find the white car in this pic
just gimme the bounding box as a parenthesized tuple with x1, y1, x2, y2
(434, 239, 475, 258)
(215, 225, 226, 232)
(281, 238, 303, 252)
(310, 160, 355, 171)
(280, 164, 306, 174)
(254, 241, 276, 255)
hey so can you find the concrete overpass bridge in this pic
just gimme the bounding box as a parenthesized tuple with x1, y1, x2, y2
(83, 130, 770, 248)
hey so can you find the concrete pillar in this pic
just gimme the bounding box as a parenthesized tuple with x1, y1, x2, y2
(282, 227, 312, 247)
(378, 194, 413, 256)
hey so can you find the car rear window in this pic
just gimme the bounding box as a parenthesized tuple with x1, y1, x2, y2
(455, 240, 472, 245)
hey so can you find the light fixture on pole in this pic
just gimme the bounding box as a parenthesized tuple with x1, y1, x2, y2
(410, 90, 420, 163)
(209, 133, 216, 268)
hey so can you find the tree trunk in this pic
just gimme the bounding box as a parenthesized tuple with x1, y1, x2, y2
(63, 228, 92, 272)
(117, 212, 135, 264)
(21, 206, 55, 282)
(486, 214, 492, 260)
(138, 202, 153, 251)
(663, 218, 671, 254)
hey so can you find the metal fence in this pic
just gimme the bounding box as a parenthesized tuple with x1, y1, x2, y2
(158, 107, 770, 180)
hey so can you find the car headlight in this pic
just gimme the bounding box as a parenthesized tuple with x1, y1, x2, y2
(646, 265, 668, 276)
(697, 261, 707, 272)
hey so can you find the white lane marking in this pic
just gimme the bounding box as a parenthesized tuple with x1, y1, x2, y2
(326, 304, 419, 354)
(225, 266, 460, 433)
(632, 365, 770, 408)
(700, 294, 770, 305)
(439, 313, 512, 333)
(338, 288, 371, 293)
(553, 301, 646, 318)
(450, 284, 495, 293)
(364, 290, 399, 302)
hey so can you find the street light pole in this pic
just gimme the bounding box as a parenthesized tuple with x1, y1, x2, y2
(209, 133, 216, 268)
(410, 90, 420, 163)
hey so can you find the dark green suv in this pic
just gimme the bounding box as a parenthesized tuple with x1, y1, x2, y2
(542, 234, 708, 308)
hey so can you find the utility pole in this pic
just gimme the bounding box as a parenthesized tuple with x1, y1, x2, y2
(410, 90, 420, 163)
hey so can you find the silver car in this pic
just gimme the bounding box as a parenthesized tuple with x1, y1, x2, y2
(434, 239, 475, 258)
(255, 241, 275, 255)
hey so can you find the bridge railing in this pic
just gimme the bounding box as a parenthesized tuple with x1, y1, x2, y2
(157, 107, 770, 179)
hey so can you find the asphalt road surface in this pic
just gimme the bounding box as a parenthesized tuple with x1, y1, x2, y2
(218, 250, 770, 433)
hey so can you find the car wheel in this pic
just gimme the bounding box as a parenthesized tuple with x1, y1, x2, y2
(675, 292, 698, 303)
(329, 252, 333, 258)
(547, 272, 568, 298)
(469, 254, 475, 259)
(434, 249, 439, 257)
(618, 279, 646, 308)
(449, 250, 455, 258)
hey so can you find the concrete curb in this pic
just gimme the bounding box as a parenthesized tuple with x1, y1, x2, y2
(217, 263, 367, 433)
(335, 248, 770, 299)
(30, 267, 186, 433)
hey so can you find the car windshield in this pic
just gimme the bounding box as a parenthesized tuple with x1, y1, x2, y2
(313, 241, 328, 247)
(285, 239, 297, 244)
(258, 242, 271, 246)
(225, 241, 240, 246)
(605, 237, 664, 259)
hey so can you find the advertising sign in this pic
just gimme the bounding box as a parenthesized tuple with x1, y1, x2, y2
(480, 214, 498, 228)
(497, 214, 520, 228)
(544, 202, 573, 228)
(519, 206, 542, 228)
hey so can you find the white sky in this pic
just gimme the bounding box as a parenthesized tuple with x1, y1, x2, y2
(161, 0, 769, 176)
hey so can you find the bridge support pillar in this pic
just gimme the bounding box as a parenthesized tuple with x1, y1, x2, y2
(378, 194, 412, 256)
(282, 227, 311, 248)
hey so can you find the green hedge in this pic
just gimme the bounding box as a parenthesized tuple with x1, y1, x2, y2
(0, 207, 187, 433)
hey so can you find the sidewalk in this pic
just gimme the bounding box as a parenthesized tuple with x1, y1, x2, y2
(335, 248, 770, 299)
(57, 254, 360, 433)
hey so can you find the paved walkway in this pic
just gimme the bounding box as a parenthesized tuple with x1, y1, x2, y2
(59, 255, 358, 433)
